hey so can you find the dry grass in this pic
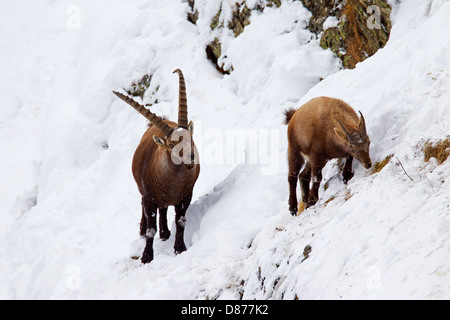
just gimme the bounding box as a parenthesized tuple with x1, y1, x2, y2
(370, 154, 394, 175)
(325, 195, 336, 205)
(424, 138, 450, 165)
(344, 189, 353, 201)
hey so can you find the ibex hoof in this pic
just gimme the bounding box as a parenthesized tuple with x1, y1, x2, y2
(159, 230, 171, 241)
(343, 173, 354, 184)
(290, 210, 297, 216)
(174, 249, 186, 255)
(141, 254, 153, 264)
(174, 244, 187, 255)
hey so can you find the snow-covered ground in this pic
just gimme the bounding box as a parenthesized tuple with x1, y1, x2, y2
(0, 0, 449, 299)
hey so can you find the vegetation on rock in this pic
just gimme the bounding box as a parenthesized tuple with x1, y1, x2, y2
(301, 0, 392, 69)
(424, 138, 450, 165)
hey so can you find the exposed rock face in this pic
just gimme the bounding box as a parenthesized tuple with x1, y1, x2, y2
(227, 2, 252, 37)
(205, 1, 258, 74)
(191, 0, 392, 72)
(300, 0, 345, 34)
(187, 0, 199, 25)
(266, 0, 282, 8)
(301, 0, 392, 69)
(205, 37, 231, 75)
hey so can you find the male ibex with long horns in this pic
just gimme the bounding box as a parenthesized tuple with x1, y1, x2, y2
(284, 97, 372, 216)
(113, 69, 200, 263)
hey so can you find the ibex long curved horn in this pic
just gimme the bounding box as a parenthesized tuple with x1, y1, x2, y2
(113, 91, 174, 137)
(173, 69, 188, 129)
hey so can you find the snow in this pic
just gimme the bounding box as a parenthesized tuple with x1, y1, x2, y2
(0, 0, 449, 299)
(323, 16, 339, 30)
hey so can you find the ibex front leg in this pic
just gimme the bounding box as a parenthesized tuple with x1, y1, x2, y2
(342, 155, 354, 184)
(141, 197, 157, 264)
(173, 194, 192, 255)
(158, 207, 171, 241)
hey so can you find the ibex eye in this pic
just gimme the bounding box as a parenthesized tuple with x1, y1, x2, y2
(168, 144, 174, 149)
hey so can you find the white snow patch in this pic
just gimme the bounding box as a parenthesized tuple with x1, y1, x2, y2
(0, 0, 449, 299)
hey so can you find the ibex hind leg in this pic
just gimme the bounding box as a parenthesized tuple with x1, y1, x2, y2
(288, 149, 304, 216)
(299, 162, 311, 208)
(307, 160, 325, 207)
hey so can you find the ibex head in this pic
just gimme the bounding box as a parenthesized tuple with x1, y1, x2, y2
(152, 69, 197, 168)
(113, 69, 197, 168)
(334, 111, 372, 169)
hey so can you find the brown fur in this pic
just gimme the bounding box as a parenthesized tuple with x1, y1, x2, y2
(132, 120, 200, 208)
(285, 96, 372, 215)
(114, 69, 199, 264)
(283, 108, 296, 125)
(133, 119, 200, 263)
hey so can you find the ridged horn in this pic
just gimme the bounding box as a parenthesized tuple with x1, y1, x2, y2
(337, 120, 355, 143)
(358, 111, 367, 138)
(173, 69, 188, 129)
(112, 91, 173, 137)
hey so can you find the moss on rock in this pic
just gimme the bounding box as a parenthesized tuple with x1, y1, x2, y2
(205, 37, 231, 75)
(302, 0, 392, 69)
(228, 2, 252, 37)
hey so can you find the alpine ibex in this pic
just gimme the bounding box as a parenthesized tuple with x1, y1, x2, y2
(113, 69, 200, 263)
(284, 96, 372, 216)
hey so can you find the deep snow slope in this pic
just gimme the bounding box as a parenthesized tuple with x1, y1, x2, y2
(0, 0, 449, 299)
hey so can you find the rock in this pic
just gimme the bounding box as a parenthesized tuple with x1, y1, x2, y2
(205, 37, 231, 75)
(126, 74, 152, 100)
(187, 0, 199, 25)
(205, 1, 256, 74)
(302, 0, 392, 69)
(266, 0, 282, 8)
(299, 0, 344, 34)
(210, 7, 222, 30)
(228, 2, 252, 37)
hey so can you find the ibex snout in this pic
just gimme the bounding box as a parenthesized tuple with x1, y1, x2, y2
(363, 160, 372, 169)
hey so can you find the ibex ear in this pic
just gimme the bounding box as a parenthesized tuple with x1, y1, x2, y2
(153, 135, 167, 147)
(334, 127, 348, 141)
(188, 121, 194, 135)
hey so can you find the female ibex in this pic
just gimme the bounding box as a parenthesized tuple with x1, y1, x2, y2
(113, 69, 200, 263)
(285, 97, 372, 216)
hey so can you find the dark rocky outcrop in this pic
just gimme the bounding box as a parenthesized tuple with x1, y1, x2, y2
(187, 0, 199, 25)
(205, 37, 231, 75)
(300, 0, 345, 34)
(192, 0, 392, 72)
(205, 1, 256, 74)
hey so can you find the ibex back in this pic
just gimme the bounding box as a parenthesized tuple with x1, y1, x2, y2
(285, 96, 372, 216)
(113, 69, 200, 263)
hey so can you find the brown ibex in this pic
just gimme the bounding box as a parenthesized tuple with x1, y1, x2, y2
(284, 96, 372, 216)
(113, 69, 200, 263)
